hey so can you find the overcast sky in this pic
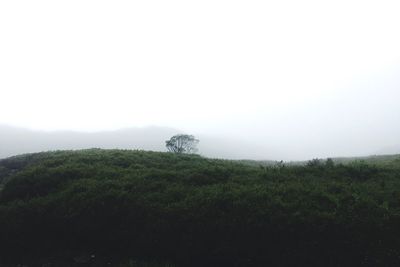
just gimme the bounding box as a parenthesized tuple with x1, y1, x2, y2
(1, 0, 399, 159)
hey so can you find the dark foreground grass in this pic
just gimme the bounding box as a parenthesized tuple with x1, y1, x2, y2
(0, 149, 400, 266)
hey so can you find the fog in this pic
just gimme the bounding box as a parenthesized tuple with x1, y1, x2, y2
(0, 125, 282, 160)
(1, 0, 399, 160)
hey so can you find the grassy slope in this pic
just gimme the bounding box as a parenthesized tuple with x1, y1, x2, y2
(0, 149, 400, 266)
(240, 154, 400, 167)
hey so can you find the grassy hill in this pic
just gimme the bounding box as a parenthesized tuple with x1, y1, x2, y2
(240, 154, 400, 168)
(331, 154, 400, 167)
(0, 149, 400, 266)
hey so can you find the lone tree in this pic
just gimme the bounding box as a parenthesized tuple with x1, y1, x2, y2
(166, 134, 199, 154)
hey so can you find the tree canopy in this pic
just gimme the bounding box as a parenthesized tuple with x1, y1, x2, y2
(165, 134, 199, 154)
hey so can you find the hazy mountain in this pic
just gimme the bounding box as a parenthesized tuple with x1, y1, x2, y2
(375, 145, 400, 156)
(0, 125, 280, 160)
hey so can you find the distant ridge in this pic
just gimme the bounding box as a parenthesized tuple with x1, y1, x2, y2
(0, 125, 279, 160)
(375, 145, 400, 156)
(0, 125, 178, 159)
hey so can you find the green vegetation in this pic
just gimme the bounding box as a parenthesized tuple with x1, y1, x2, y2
(241, 154, 400, 168)
(0, 149, 400, 266)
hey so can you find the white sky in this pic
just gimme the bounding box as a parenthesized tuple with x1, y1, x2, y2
(1, 0, 400, 158)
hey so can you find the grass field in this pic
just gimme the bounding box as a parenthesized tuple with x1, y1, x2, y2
(0, 149, 399, 266)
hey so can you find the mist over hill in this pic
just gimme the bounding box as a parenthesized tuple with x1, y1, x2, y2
(375, 145, 400, 156)
(0, 125, 280, 160)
